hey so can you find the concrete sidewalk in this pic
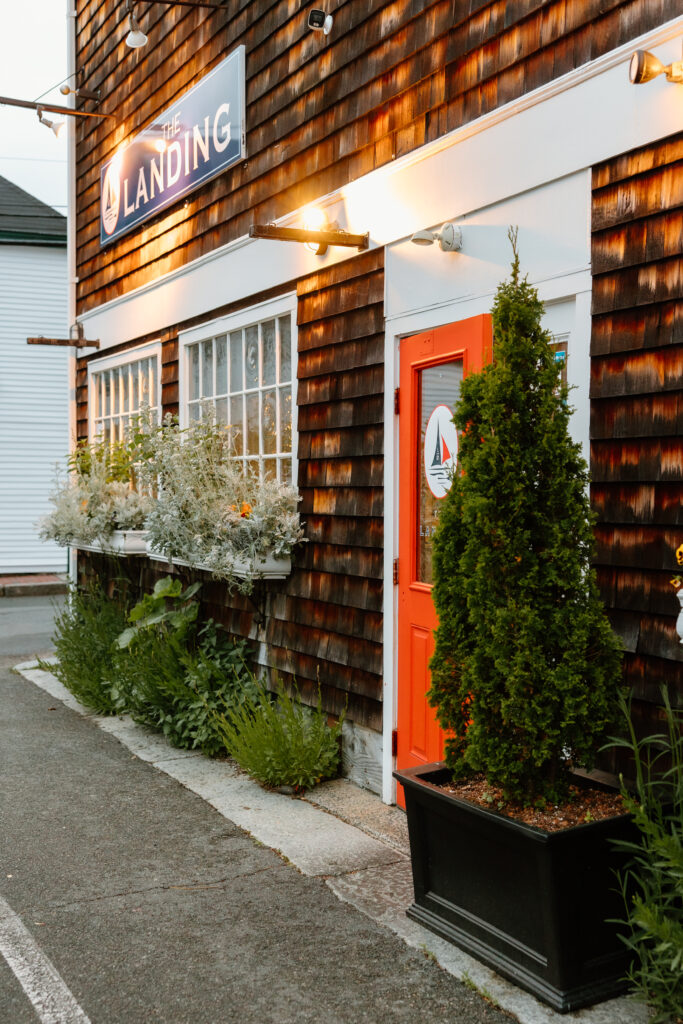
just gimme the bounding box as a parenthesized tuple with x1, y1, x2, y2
(12, 657, 647, 1024)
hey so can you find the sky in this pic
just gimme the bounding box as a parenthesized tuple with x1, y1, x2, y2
(0, 4, 68, 213)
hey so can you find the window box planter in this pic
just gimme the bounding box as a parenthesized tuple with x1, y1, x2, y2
(71, 530, 149, 556)
(146, 544, 291, 580)
(394, 761, 636, 1014)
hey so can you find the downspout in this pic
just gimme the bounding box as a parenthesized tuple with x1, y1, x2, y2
(66, 0, 78, 592)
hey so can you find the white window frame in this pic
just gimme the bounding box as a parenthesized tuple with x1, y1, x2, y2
(178, 293, 298, 484)
(87, 341, 162, 443)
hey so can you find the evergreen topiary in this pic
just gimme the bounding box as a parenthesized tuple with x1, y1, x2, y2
(428, 230, 623, 806)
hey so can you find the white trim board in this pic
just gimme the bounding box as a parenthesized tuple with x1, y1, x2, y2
(77, 18, 683, 351)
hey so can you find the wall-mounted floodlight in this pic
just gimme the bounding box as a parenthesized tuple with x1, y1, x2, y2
(410, 223, 463, 252)
(308, 9, 333, 35)
(123, 0, 230, 49)
(629, 47, 683, 85)
(36, 105, 64, 138)
(125, 2, 148, 48)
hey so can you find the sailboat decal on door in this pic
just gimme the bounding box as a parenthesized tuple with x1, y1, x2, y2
(431, 423, 452, 469)
(424, 405, 458, 499)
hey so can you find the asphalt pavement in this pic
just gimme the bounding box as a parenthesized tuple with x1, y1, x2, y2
(0, 596, 511, 1024)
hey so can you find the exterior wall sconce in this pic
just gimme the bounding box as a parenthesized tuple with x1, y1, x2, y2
(125, 2, 148, 48)
(249, 222, 370, 255)
(410, 223, 463, 252)
(629, 47, 683, 85)
(124, 0, 229, 49)
(37, 106, 64, 138)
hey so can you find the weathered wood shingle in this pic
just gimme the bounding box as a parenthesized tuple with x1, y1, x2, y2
(591, 132, 683, 737)
(74, 0, 682, 314)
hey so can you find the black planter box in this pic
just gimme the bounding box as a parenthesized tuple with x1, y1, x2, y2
(394, 762, 636, 1013)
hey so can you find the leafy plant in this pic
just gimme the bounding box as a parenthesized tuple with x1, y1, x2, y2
(39, 435, 152, 546)
(41, 581, 129, 714)
(607, 691, 683, 1023)
(428, 230, 623, 805)
(213, 683, 344, 791)
(112, 576, 256, 755)
(136, 410, 304, 592)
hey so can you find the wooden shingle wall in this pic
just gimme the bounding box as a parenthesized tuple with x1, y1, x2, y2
(591, 132, 683, 732)
(78, 249, 385, 729)
(75, 0, 680, 315)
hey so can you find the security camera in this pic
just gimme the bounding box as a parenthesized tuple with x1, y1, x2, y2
(308, 9, 333, 35)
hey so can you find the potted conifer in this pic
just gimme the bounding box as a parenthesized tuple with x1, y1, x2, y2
(394, 232, 631, 1013)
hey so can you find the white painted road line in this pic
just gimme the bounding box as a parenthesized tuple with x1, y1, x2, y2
(0, 896, 90, 1024)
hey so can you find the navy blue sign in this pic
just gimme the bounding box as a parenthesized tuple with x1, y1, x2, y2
(100, 46, 245, 246)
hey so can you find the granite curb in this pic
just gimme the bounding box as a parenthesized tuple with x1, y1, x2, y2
(0, 575, 68, 598)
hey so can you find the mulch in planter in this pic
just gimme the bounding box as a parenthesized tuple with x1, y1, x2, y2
(440, 774, 626, 832)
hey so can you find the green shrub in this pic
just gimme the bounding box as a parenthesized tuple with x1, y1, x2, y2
(608, 691, 683, 1023)
(428, 231, 623, 805)
(42, 582, 129, 714)
(213, 683, 344, 791)
(113, 576, 257, 755)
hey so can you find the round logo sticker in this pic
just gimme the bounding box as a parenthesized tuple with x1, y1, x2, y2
(101, 162, 121, 237)
(424, 404, 458, 498)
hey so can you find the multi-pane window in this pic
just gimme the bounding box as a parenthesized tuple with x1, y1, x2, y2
(185, 308, 294, 483)
(90, 345, 160, 442)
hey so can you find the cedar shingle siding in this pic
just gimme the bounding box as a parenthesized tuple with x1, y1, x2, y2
(74, 0, 680, 313)
(591, 131, 683, 740)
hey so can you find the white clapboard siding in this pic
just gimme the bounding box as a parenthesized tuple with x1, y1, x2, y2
(0, 244, 69, 573)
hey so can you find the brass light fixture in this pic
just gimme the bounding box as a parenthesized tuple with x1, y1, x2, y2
(629, 47, 683, 85)
(249, 222, 369, 254)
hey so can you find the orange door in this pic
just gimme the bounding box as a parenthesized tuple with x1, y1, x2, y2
(396, 315, 491, 805)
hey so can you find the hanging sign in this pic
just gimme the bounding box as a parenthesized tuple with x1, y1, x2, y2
(100, 46, 246, 246)
(424, 404, 458, 498)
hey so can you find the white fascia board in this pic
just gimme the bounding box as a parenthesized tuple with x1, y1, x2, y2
(77, 17, 683, 352)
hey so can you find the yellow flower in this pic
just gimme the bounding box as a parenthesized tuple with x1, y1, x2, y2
(240, 502, 252, 518)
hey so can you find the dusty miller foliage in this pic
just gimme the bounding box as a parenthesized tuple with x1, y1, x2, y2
(135, 410, 304, 593)
(428, 230, 623, 805)
(39, 439, 152, 546)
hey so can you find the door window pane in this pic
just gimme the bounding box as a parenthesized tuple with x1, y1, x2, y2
(417, 360, 463, 584)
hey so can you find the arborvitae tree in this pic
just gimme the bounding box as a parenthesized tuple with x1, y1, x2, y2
(428, 230, 623, 806)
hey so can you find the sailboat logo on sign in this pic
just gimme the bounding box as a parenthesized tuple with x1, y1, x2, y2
(424, 405, 458, 498)
(101, 162, 121, 237)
